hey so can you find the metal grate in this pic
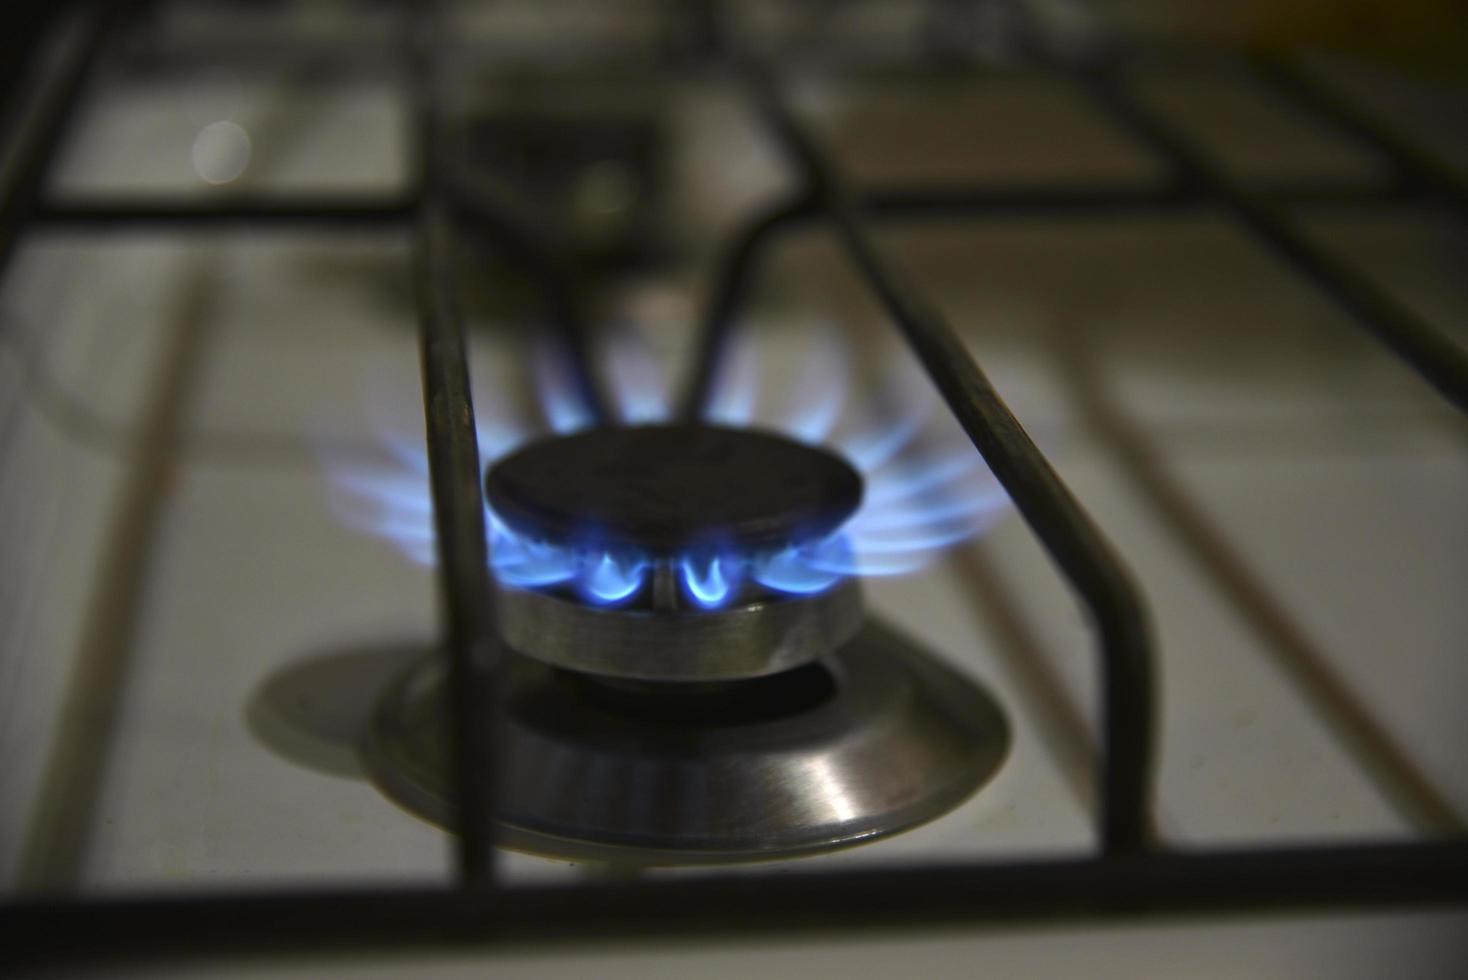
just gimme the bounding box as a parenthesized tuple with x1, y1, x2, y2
(4, 1, 1468, 968)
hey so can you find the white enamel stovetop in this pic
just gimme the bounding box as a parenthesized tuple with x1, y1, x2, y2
(1, 29, 1466, 977)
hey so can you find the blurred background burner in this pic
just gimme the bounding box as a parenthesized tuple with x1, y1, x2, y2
(461, 107, 667, 268)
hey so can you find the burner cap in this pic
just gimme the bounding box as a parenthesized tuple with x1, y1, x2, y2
(485, 425, 863, 553)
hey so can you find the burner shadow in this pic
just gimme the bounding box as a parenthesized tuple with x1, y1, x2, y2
(246, 644, 422, 779)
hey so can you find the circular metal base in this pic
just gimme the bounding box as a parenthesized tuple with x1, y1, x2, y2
(362, 620, 1009, 862)
(485, 424, 864, 553)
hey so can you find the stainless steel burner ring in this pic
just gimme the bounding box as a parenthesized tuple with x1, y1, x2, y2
(494, 576, 864, 681)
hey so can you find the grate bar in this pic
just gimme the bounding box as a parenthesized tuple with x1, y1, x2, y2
(406, 4, 497, 885)
(1251, 53, 1468, 220)
(688, 63, 1159, 853)
(27, 178, 1432, 233)
(1073, 68, 1468, 415)
(0, 1, 119, 278)
(9, 840, 1468, 968)
(32, 195, 416, 228)
(414, 200, 499, 885)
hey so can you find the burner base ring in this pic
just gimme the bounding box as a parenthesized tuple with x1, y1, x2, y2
(361, 619, 1009, 863)
(495, 577, 864, 681)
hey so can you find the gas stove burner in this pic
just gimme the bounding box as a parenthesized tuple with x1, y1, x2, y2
(363, 620, 1009, 862)
(487, 424, 863, 554)
(485, 425, 872, 681)
(338, 338, 1016, 858)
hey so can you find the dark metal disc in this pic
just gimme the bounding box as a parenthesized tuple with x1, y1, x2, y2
(485, 425, 863, 553)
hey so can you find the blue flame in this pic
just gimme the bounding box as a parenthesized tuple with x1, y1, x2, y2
(865, 451, 979, 506)
(324, 325, 1011, 609)
(837, 399, 926, 474)
(477, 420, 529, 461)
(580, 552, 648, 605)
(751, 541, 845, 595)
(783, 333, 847, 444)
(849, 521, 985, 554)
(847, 492, 997, 532)
(322, 385, 534, 571)
(535, 341, 596, 434)
(806, 545, 933, 577)
(331, 468, 429, 515)
(705, 339, 758, 426)
(606, 328, 670, 424)
(488, 515, 580, 588)
(680, 554, 741, 608)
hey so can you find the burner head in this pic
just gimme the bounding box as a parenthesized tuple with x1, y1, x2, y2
(495, 576, 863, 681)
(484, 424, 863, 554)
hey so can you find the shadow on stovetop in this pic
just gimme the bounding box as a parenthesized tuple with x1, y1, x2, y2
(244, 642, 658, 866)
(246, 643, 421, 780)
(242, 642, 787, 868)
(243, 643, 805, 868)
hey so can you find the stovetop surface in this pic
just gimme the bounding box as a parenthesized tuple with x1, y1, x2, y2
(2, 4, 1467, 973)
